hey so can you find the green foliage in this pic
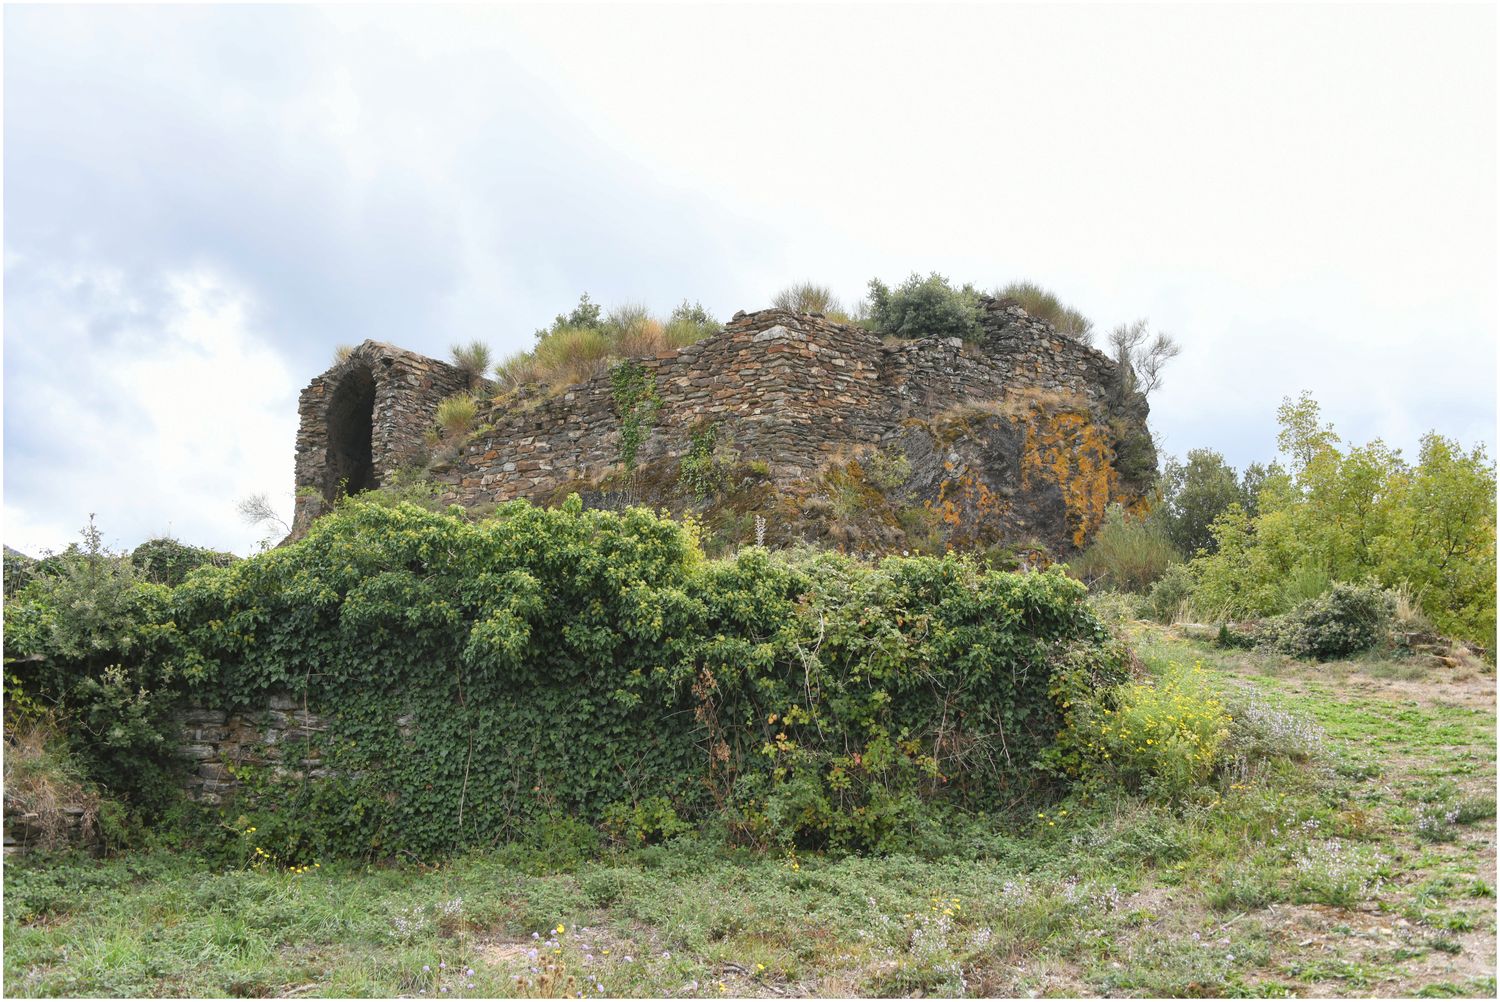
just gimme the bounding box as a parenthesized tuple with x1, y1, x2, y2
(535, 292, 605, 341)
(677, 423, 730, 501)
(865, 272, 980, 340)
(862, 449, 912, 492)
(1156, 449, 1244, 557)
(664, 300, 719, 346)
(609, 359, 660, 472)
(129, 538, 237, 587)
(1069, 503, 1180, 593)
(771, 282, 840, 315)
(3, 519, 184, 808)
(995, 280, 1093, 343)
(602, 796, 691, 847)
(4, 546, 39, 598)
(1185, 395, 1496, 647)
(1070, 662, 1230, 799)
(1141, 562, 1196, 623)
(505, 297, 716, 392)
(1262, 583, 1395, 661)
(11, 500, 1113, 858)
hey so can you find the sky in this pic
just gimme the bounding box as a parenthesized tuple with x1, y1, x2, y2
(4, 2, 1496, 557)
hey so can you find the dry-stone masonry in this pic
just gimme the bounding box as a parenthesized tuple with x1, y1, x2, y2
(292, 342, 471, 535)
(288, 295, 1155, 554)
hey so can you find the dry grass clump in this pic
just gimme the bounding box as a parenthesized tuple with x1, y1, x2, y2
(996, 281, 1094, 344)
(771, 281, 841, 316)
(496, 297, 721, 393)
(434, 393, 479, 437)
(333, 344, 355, 364)
(449, 341, 493, 386)
(3, 714, 101, 850)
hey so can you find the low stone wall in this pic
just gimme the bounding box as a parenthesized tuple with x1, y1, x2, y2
(177, 693, 328, 805)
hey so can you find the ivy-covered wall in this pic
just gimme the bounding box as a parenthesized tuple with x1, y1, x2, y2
(152, 499, 1122, 858)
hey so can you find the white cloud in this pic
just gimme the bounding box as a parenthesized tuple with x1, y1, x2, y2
(4, 265, 296, 556)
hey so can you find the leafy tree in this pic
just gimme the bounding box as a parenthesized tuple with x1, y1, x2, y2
(865, 272, 981, 340)
(1157, 450, 1247, 557)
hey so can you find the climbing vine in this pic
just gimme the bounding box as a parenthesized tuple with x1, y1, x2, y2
(10, 498, 1120, 860)
(609, 359, 660, 472)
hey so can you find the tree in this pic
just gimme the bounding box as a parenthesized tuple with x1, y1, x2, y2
(534, 293, 604, 341)
(1157, 449, 1242, 557)
(1108, 320, 1180, 396)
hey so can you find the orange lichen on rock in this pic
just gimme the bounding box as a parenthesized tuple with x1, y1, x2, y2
(1018, 407, 1125, 548)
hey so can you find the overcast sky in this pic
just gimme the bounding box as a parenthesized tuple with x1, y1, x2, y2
(4, 2, 1495, 557)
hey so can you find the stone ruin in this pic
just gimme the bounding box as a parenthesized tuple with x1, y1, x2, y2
(288, 296, 1156, 556)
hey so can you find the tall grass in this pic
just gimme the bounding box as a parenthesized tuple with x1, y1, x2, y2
(434, 393, 479, 437)
(496, 298, 720, 392)
(1070, 504, 1180, 593)
(450, 341, 494, 385)
(996, 281, 1093, 344)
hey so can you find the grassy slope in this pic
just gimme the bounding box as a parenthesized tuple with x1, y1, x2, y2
(4, 624, 1495, 999)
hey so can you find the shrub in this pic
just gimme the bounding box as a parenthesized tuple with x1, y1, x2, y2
(865, 272, 980, 340)
(1072, 662, 1230, 798)
(678, 423, 730, 500)
(1069, 504, 1180, 593)
(449, 341, 493, 385)
(129, 538, 237, 587)
(534, 292, 605, 341)
(2, 518, 184, 807)
(771, 282, 841, 315)
(12, 499, 1116, 858)
(1141, 562, 1196, 623)
(1263, 582, 1395, 660)
(434, 393, 479, 437)
(995, 281, 1093, 343)
(863, 449, 912, 492)
(663, 300, 718, 347)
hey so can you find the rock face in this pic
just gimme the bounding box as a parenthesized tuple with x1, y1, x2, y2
(289, 296, 1156, 556)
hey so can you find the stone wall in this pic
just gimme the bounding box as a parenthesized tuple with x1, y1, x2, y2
(283, 296, 1155, 552)
(428, 297, 1151, 508)
(177, 693, 328, 805)
(291, 341, 470, 535)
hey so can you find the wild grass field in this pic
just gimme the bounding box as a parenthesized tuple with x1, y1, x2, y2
(4, 621, 1494, 999)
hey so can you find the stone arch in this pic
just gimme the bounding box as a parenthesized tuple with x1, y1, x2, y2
(324, 363, 377, 501)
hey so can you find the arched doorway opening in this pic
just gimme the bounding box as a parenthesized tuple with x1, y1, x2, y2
(325, 365, 376, 502)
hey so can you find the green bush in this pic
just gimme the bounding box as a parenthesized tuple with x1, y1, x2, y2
(129, 538, 237, 587)
(1263, 582, 1395, 660)
(1069, 504, 1180, 593)
(9, 499, 1118, 859)
(1069, 662, 1230, 799)
(3, 520, 184, 808)
(865, 273, 980, 340)
(1141, 562, 1196, 623)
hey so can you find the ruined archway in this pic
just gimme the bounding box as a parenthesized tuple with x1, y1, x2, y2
(325, 364, 376, 502)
